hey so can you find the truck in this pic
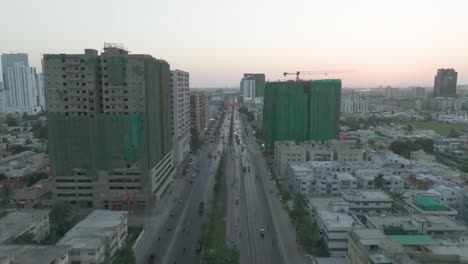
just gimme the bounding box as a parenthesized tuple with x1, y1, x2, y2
(199, 202, 205, 214)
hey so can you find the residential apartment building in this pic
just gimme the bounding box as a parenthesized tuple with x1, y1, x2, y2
(434, 68, 457, 97)
(312, 172, 357, 196)
(366, 214, 466, 235)
(0, 245, 70, 264)
(190, 91, 208, 138)
(0, 209, 50, 244)
(263, 79, 341, 149)
(57, 210, 127, 264)
(1, 53, 29, 94)
(274, 141, 306, 180)
(341, 96, 368, 114)
(341, 190, 392, 215)
(5, 62, 42, 114)
(310, 198, 362, 257)
(241, 73, 265, 97)
(43, 45, 174, 210)
(170, 70, 191, 168)
(412, 87, 426, 98)
(404, 196, 458, 216)
(347, 229, 417, 264)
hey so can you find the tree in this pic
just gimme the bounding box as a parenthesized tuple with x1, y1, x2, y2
(388, 189, 406, 206)
(407, 124, 413, 134)
(23, 172, 48, 187)
(32, 123, 48, 139)
(448, 128, 460, 138)
(384, 226, 407, 235)
(374, 174, 385, 190)
(0, 184, 11, 201)
(13, 231, 36, 244)
(6, 116, 18, 127)
(461, 162, 468, 173)
(206, 245, 239, 264)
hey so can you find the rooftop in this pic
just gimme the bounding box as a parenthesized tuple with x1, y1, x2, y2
(0, 209, 50, 244)
(413, 196, 450, 211)
(342, 190, 391, 202)
(0, 245, 69, 264)
(367, 214, 466, 232)
(387, 235, 436, 245)
(309, 198, 358, 229)
(57, 210, 127, 248)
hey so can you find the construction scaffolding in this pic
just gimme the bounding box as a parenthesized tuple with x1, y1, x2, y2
(263, 79, 341, 149)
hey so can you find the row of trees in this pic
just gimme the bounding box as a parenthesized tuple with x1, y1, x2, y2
(289, 193, 323, 255)
(389, 138, 434, 158)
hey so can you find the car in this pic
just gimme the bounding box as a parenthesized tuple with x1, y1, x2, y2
(170, 211, 176, 217)
(260, 228, 265, 237)
(166, 225, 173, 231)
(235, 197, 239, 204)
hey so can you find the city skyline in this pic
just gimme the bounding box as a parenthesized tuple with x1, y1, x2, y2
(1, 0, 468, 87)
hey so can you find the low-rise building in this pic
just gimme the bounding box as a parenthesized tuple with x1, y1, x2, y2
(366, 214, 466, 235)
(310, 198, 362, 257)
(347, 229, 418, 264)
(57, 210, 128, 264)
(405, 196, 458, 216)
(427, 185, 464, 209)
(0, 209, 50, 244)
(341, 190, 392, 215)
(312, 172, 357, 196)
(301, 141, 334, 161)
(274, 141, 306, 180)
(0, 245, 69, 264)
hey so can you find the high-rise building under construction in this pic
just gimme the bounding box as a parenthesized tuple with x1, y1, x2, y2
(263, 79, 341, 149)
(43, 44, 174, 210)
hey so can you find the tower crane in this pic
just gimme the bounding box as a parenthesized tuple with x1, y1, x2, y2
(283, 70, 346, 81)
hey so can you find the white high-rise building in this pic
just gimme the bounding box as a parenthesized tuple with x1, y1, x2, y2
(241, 78, 255, 100)
(170, 70, 191, 168)
(341, 96, 368, 114)
(36, 73, 46, 110)
(0, 82, 6, 114)
(6, 62, 42, 114)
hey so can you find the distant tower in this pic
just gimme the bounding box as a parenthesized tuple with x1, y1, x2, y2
(434, 69, 457, 97)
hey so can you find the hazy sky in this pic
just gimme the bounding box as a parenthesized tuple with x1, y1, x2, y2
(1, 0, 467, 87)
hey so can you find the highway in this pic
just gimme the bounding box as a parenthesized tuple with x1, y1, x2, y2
(161, 113, 230, 264)
(226, 110, 282, 264)
(241, 113, 310, 264)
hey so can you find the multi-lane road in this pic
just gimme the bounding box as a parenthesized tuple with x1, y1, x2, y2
(225, 110, 282, 264)
(137, 107, 309, 264)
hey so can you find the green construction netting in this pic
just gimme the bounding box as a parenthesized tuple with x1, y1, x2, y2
(309, 79, 341, 141)
(107, 57, 128, 86)
(263, 79, 341, 147)
(48, 57, 172, 177)
(48, 113, 144, 177)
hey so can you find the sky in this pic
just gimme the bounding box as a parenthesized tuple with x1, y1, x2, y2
(1, 0, 468, 88)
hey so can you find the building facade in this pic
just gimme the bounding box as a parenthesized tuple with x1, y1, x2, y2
(58, 210, 128, 264)
(274, 141, 306, 180)
(43, 45, 174, 210)
(241, 73, 265, 97)
(434, 68, 457, 97)
(170, 70, 191, 168)
(263, 79, 341, 149)
(241, 78, 255, 100)
(190, 91, 208, 138)
(1, 53, 29, 93)
(5, 62, 42, 114)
